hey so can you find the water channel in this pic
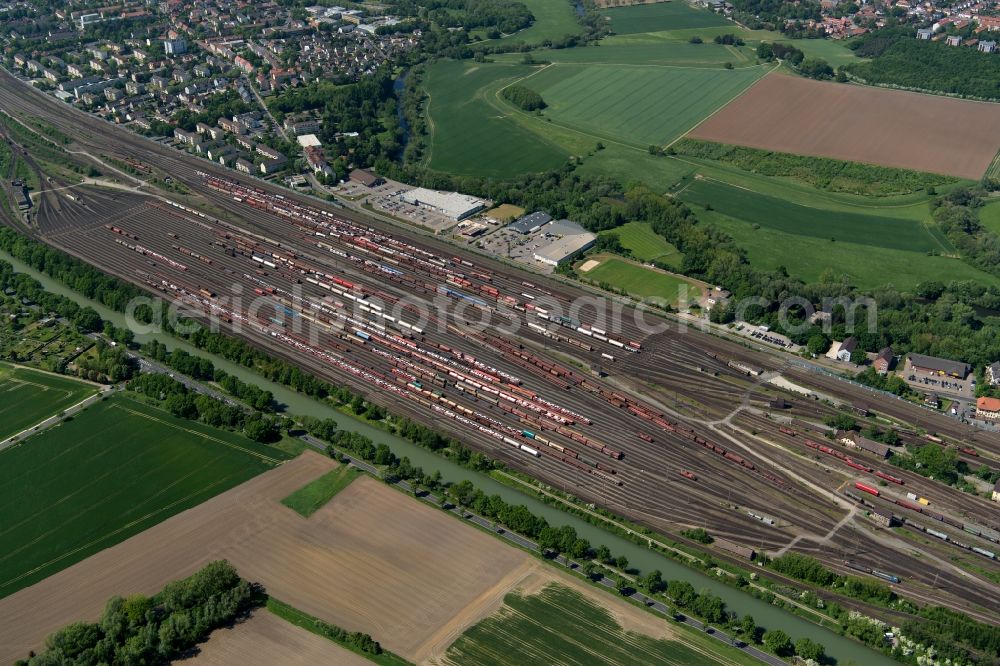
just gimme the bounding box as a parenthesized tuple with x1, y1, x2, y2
(1, 247, 892, 666)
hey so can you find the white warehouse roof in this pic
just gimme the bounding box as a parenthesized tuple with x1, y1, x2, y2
(400, 188, 488, 220)
(297, 133, 322, 147)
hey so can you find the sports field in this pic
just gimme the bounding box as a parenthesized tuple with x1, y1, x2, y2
(281, 464, 360, 517)
(602, 221, 683, 266)
(0, 363, 96, 441)
(690, 74, 1000, 179)
(581, 256, 700, 304)
(602, 1, 730, 34)
(444, 583, 753, 666)
(0, 393, 287, 598)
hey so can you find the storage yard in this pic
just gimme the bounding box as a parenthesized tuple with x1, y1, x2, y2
(0, 66, 998, 626)
(689, 73, 1000, 180)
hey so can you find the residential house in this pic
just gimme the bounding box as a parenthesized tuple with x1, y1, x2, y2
(235, 157, 254, 174)
(916, 28, 933, 39)
(836, 337, 857, 362)
(979, 40, 997, 53)
(976, 396, 1000, 421)
(946, 35, 962, 46)
(259, 155, 288, 174)
(986, 361, 1000, 386)
(874, 346, 894, 374)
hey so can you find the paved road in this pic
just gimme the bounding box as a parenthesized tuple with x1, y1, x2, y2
(0, 383, 114, 452)
(300, 434, 786, 666)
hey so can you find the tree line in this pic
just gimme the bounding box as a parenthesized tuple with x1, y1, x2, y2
(15, 561, 254, 665)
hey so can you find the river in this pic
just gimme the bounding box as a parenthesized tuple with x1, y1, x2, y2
(1, 248, 892, 666)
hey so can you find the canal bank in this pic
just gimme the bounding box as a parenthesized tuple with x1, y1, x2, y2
(1, 248, 894, 666)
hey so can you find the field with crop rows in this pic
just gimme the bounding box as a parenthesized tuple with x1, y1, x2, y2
(444, 583, 753, 666)
(602, 1, 730, 34)
(0, 363, 96, 441)
(0, 393, 287, 598)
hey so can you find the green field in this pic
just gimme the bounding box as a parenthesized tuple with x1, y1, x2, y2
(701, 208, 1000, 290)
(444, 583, 757, 665)
(422, 59, 769, 176)
(523, 63, 768, 148)
(581, 256, 700, 304)
(281, 463, 360, 517)
(603, 221, 683, 266)
(499, 0, 583, 44)
(979, 200, 1000, 236)
(0, 363, 97, 441)
(677, 177, 949, 252)
(602, 2, 730, 35)
(425, 61, 570, 177)
(0, 393, 289, 597)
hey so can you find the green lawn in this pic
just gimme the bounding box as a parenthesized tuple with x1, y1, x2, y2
(443, 583, 758, 665)
(979, 200, 1000, 236)
(701, 208, 1000, 290)
(0, 393, 289, 598)
(603, 221, 683, 266)
(525, 63, 769, 148)
(677, 177, 948, 252)
(281, 464, 360, 517)
(424, 61, 570, 177)
(0, 363, 97, 441)
(581, 256, 699, 304)
(602, 2, 730, 35)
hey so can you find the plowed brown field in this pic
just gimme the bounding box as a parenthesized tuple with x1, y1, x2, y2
(688, 73, 1000, 179)
(184, 610, 371, 666)
(0, 453, 531, 664)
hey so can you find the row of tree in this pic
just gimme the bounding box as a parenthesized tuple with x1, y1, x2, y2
(16, 561, 254, 665)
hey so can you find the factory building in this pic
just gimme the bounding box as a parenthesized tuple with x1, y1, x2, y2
(532, 219, 596, 266)
(400, 188, 487, 221)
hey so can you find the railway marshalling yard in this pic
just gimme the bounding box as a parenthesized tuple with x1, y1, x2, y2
(0, 65, 998, 653)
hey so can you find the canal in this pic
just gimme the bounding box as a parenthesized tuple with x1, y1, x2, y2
(1, 248, 892, 666)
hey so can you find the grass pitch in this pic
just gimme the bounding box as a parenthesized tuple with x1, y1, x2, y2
(443, 583, 754, 665)
(281, 464, 361, 517)
(603, 221, 683, 266)
(0, 393, 288, 597)
(0, 363, 97, 441)
(580, 256, 700, 304)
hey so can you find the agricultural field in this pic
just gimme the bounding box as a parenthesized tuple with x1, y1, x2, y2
(499, 0, 582, 44)
(496, 35, 750, 67)
(601, 221, 683, 266)
(422, 58, 769, 177)
(190, 610, 371, 666)
(281, 464, 360, 517)
(424, 61, 570, 177)
(444, 582, 754, 666)
(0, 456, 532, 664)
(700, 208, 1000, 290)
(0, 392, 287, 599)
(602, 1, 730, 34)
(579, 255, 701, 304)
(522, 63, 768, 148)
(0, 362, 96, 441)
(677, 177, 949, 252)
(690, 74, 1000, 179)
